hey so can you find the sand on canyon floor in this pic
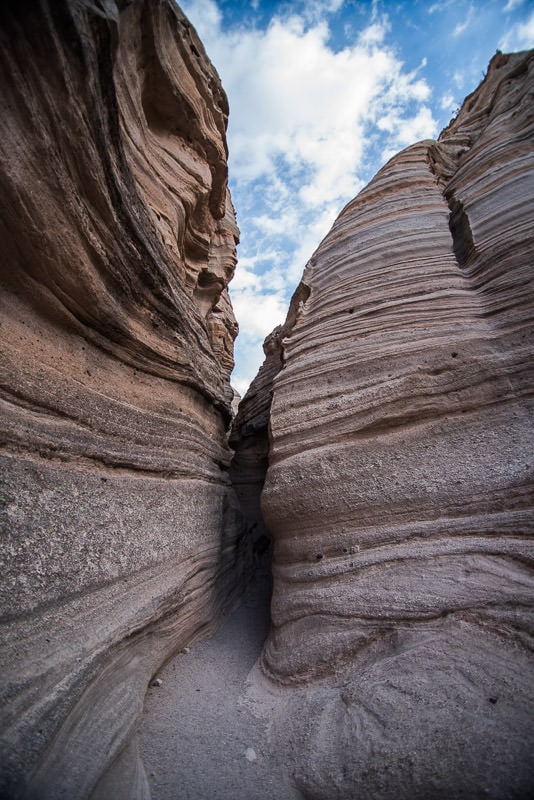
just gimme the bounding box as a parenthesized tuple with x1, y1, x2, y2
(139, 564, 302, 800)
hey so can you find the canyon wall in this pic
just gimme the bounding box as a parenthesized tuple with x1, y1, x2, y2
(0, 1, 245, 797)
(241, 50, 534, 798)
(2, 3, 532, 796)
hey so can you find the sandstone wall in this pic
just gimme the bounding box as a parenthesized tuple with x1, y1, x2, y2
(0, 2, 245, 797)
(230, 283, 310, 560)
(254, 50, 534, 798)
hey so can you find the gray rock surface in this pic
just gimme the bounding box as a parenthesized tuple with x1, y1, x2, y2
(2, 4, 533, 797)
(0, 1, 245, 796)
(236, 50, 534, 799)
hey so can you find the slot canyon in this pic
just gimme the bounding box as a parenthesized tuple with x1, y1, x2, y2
(0, 1, 533, 798)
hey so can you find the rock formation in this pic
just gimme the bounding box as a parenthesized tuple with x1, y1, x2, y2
(236, 50, 534, 798)
(0, 1, 245, 797)
(1, 0, 533, 794)
(230, 283, 310, 562)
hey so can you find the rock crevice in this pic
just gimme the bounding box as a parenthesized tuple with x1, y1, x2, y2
(1, 4, 533, 796)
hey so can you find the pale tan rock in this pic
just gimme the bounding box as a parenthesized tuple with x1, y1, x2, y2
(249, 50, 534, 797)
(0, 1, 245, 796)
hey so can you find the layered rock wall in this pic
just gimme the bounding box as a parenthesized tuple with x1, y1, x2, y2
(243, 50, 534, 797)
(0, 1, 244, 797)
(230, 283, 310, 559)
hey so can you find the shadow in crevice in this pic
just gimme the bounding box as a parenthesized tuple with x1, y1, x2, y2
(227, 278, 313, 645)
(229, 410, 273, 618)
(446, 193, 478, 271)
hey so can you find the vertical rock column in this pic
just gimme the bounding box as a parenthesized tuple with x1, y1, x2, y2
(259, 51, 534, 797)
(0, 1, 244, 797)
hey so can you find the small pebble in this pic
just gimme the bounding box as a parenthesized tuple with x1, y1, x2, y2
(151, 678, 162, 687)
(181, 647, 191, 654)
(245, 747, 257, 762)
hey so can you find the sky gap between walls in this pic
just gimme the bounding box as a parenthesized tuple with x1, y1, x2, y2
(179, 0, 534, 396)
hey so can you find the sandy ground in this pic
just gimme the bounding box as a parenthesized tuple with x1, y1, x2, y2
(139, 566, 302, 800)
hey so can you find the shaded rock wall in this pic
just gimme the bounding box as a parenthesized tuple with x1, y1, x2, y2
(0, 1, 245, 797)
(229, 282, 310, 559)
(242, 50, 534, 798)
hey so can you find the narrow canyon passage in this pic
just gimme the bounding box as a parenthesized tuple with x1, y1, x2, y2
(139, 560, 300, 800)
(0, 0, 532, 793)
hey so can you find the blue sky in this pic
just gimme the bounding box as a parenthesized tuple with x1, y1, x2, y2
(179, 0, 534, 396)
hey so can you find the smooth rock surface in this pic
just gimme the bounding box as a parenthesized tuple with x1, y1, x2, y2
(248, 50, 534, 798)
(0, 1, 244, 797)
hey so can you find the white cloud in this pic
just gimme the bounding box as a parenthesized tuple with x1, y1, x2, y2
(230, 289, 287, 340)
(252, 211, 299, 235)
(181, 0, 442, 391)
(183, 1, 434, 208)
(378, 105, 437, 160)
(183, 0, 221, 39)
(396, 106, 437, 146)
(232, 377, 251, 398)
(358, 20, 388, 46)
(453, 5, 474, 36)
(287, 202, 343, 279)
(500, 9, 534, 49)
(300, 0, 345, 24)
(453, 69, 466, 89)
(440, 91, 456, 110)
(503, 0, 525, 11)
(427, 1, 454, 12)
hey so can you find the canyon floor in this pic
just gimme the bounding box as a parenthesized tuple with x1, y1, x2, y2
(140, 561, 302, 800)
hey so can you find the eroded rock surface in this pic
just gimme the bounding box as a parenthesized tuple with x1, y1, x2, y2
(244, 50, 534, 798)
(230, 283, 310, 561)
(0, 1, 244, 797)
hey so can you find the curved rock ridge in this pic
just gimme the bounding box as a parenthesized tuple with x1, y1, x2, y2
(0, 1, 244, 797)
(251, 50, 534, 797)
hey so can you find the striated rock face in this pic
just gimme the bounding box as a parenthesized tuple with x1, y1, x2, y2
(230, 283, 310, 561)
(245, 50, 534, 797)
(0, 1, 244, 797)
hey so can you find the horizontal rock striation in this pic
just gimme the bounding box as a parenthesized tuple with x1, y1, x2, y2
(255, 50, 534, 797)
(0, 1, 244, 797)
(229, 283, 310, 560)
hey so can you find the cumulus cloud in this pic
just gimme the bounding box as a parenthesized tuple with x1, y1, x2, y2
(201, 12, 433, 202)
(232, 290, 287, 339)
(181, 0, 439, 391)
